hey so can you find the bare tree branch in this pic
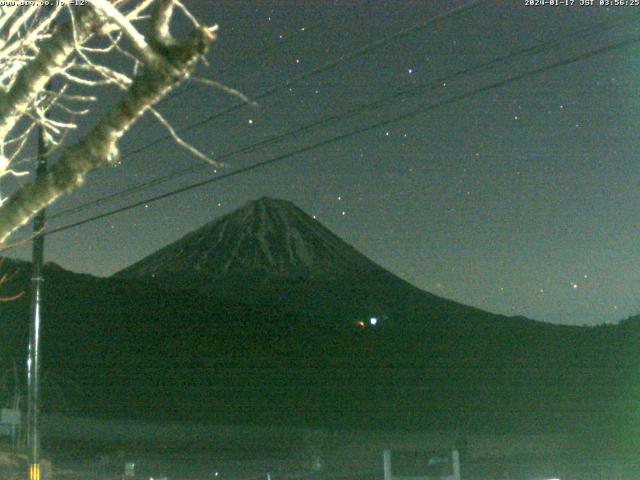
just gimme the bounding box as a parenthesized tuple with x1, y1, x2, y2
(0, 1, 223, 242)
(0, 7, 100, 140)
(0, 19, 216, 241)
(89, 0, 163, 66)
(148, 106, 223, 167)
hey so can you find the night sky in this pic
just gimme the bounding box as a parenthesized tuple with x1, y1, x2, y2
(5, 0, 640, 326)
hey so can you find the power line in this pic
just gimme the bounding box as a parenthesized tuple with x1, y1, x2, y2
(48, 13, 639, 222)
(31, 34, 640, 243)
(220, 2, 379, 75)
(48, 0, 487, 220)
(158, 2, 365, 107)
(119, 0, 486, 158)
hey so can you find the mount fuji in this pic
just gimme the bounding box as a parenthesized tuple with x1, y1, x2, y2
(114, 196, 495, 323)
(117, 196, 397, 280)
(0, 197, 633, 434)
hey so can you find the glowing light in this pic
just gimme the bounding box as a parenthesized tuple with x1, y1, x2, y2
(357, 321, 365, 328)
(370, 317, 378, 326)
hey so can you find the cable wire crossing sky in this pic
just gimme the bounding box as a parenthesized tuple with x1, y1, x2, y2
(6, 0, 640, 326)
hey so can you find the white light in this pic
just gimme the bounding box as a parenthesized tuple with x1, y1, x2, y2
(370, 317, 378, 325)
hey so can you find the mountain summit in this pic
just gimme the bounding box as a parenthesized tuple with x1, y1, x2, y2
(116, 197, 389, 279)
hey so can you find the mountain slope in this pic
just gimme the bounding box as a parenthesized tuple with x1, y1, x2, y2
(0, 258, 633, 435)
(0, 198, 637, 435)
(114, 196, 506, 325)
(116, 197, 394, 279)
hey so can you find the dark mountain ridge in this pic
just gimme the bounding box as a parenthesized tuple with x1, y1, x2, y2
(0, 198, 636, 437)
(116, 197, 394, 280)
(113, 196, 519, 325)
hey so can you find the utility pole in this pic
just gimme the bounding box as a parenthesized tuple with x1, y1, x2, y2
(26, 112, 48, 480)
